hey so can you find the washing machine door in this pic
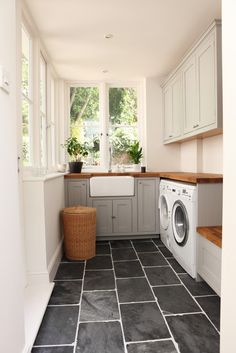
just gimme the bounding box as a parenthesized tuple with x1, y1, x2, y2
(172, 200, 189, 246)
(159, 195, 169, 230)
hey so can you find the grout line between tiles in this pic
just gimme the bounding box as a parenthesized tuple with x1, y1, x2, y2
(130, 241, 181, 353)
(164, 311, 203, 317)
(194, 294, 218, 298)
(72, 259, 86, 353)
(33, 344, 74, 348)
(110, 241, 129, 353)
(165, 257, 220, 335)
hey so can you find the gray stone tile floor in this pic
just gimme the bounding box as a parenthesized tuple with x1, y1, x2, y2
(32, 237, 220, 353)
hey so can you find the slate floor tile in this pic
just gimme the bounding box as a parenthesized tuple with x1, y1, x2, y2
(196, 296, 221, 330)
(168, 258, 187, 273)
(96, 243, 111, 254)
(32, 348, 73, 353)
(153, 285, 200, 315)
(179, 274, 216, 296)
(86, 255, 112, 270)
(83, 270, 115, 290)
(120, 302, 170, 342)
(49, 280, 82, 305)
(112, 248, 137, 261)
(80, 291, 119, 321)
(145, 266, 180, 286)
(55, 263, 84, 280)
(127, 340, 178, 353)
(77, 321, 125, 353)
(34, 306, 79, 345)
(152, 238, 165, 246)
(138, 252, 168, 266)
(110, 240, 132, 248)
(117, 277, 154, 303)
(158, 246, 173, 257)
(166, 313, 219, 353)
(133, 242, 158, 253)
(114, 260, 144, 278)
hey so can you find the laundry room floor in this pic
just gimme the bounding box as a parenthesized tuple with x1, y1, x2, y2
(32, 238, 220, 353)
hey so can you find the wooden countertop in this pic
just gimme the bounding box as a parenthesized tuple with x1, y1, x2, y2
(64, 171, 223, 183)
(64, 172, 161, 179)
(197, 226, 222, 248)
(159, 172, 223, 184)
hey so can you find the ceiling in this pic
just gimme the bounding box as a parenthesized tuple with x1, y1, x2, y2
(24, 0, 221, 81)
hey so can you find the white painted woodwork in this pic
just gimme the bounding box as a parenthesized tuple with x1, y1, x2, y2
(163, 21, 222, 143)
(197, 235, 221, 296)
(182, 56, 198, 134)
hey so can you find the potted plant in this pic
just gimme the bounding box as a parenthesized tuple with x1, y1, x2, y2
(128, 140, 143, 171)
(63, 136, 88, 173)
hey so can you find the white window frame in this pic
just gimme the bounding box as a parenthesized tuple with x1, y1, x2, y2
(39, 53, 47, 168)
(21, 24, 34, 167)
(67, 81, 143, 170)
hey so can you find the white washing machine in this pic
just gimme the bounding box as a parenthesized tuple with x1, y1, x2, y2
(169, 181, 198, 278)
(159, 180, 173, 251)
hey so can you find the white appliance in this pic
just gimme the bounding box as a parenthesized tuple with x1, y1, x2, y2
(159, 180, 173, 250)
(169, 181, 198, 278)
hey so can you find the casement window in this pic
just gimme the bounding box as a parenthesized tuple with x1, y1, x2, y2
(39, 54, 47, 167)
(21, 25, 33, 166)
(69, 84, 139, 169)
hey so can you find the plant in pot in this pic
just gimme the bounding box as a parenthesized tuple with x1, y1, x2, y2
(128, 140, 143, 171)
(63, 136, 88, 173)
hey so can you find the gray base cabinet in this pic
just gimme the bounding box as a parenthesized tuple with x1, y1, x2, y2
(91, 198, 132, 236)
(65, 177, 160, 238)
(137, 178, 158, 233)
(66, 180, 87, 206)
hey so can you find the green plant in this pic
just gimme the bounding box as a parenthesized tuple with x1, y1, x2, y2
(128, 140, 143, 164)
(63, 136, 88, 161)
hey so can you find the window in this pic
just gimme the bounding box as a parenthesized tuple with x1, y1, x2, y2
(69, 84, 139, 168)
(70, 86, 100, 166)
(109, 87, 138, 165)
(39, 54, 47, 167)
(49, 77, 56, 167)
(21, 26, 33, 166)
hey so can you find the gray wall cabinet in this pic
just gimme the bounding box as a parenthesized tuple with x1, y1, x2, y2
(65, 177, 160, 238)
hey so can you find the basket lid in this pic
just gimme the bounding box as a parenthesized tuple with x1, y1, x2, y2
(63, 206, 96, 214)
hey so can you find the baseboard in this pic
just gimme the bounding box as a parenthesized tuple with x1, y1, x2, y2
(27, 271, 50, 285)
(47, 238, 63, 281)
(24, 282, 54, 353)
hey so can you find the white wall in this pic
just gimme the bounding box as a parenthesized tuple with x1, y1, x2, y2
(0, 0, 26, 352)
(221, 1, 236, 352)
(180, 134, 223, 173)
(202, 134, 223, 173)
(144, 77, 181, 171)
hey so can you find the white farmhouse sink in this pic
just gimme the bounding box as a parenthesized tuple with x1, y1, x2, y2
(90, 176, 134, 197)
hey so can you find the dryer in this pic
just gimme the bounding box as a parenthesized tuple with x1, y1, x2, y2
(159, 180, 173, 250)
(169, 181, 198, 278)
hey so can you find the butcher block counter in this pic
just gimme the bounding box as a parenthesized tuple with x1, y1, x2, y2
(197, 226, 222, 248)
(64, 171, 223, 184)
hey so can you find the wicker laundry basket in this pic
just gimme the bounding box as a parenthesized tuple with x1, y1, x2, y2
(62, 206, 96, 260)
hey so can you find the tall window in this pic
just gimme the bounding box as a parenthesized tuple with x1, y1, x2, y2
(50, 77, 56, 167)
(70, 86, 100, 165)
(39, 54, 47, 167)
(109, 87, 138, 165)
(69, 85, 139, 168)
(21, 26, 33, 166)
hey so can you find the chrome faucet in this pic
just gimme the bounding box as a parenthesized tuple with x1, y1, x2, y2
(108, 145, 112, 172)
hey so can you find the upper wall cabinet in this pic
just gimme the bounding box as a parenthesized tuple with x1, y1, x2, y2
(162, 20, 222, 144)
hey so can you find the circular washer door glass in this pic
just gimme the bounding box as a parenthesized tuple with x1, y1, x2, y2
(160, 195, 169, 230)
(172, 201, 189, 246)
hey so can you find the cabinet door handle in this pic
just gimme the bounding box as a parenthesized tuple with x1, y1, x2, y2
(169, 134, 173, 138)
(193, 124, 199, 128)
(111, 216, 116, 219)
